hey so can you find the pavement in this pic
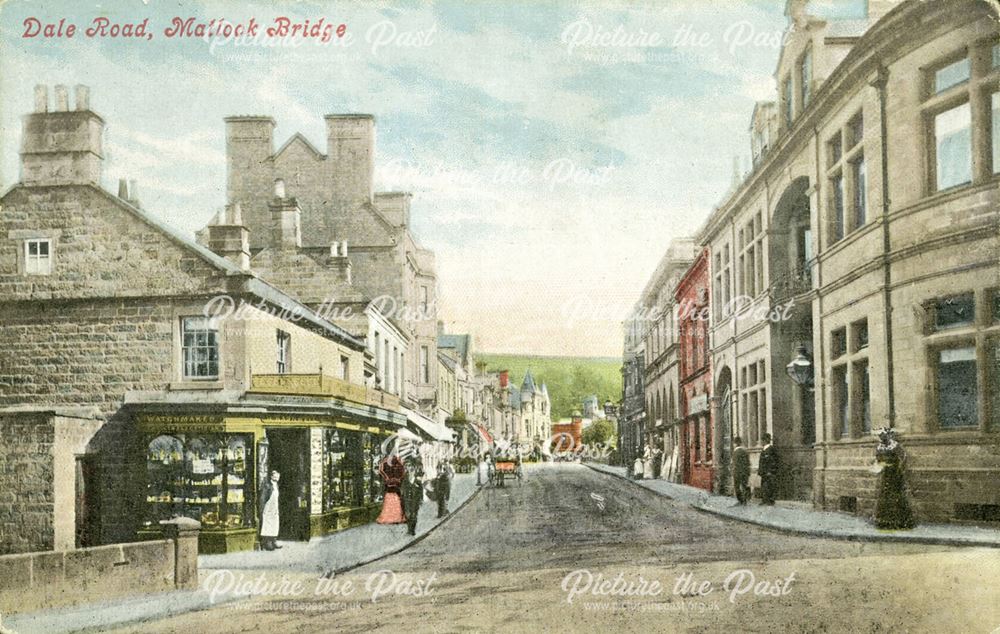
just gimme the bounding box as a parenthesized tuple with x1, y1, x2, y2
(585, 461, 1000, 548)
(5, 473, 481, 634)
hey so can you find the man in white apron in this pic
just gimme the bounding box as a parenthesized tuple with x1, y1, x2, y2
(260, 470, 281, 550)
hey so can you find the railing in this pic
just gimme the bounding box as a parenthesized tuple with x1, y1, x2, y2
(768, 262, 814, 303)
(250, 373, 400, 411)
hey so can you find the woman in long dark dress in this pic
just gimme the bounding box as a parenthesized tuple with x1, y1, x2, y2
(873, 428, 915, 529)
(376, 454, 407, 524)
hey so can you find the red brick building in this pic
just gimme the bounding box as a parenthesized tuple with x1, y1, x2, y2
(676, 249, 713, 492)
(551, 416, 583, 453)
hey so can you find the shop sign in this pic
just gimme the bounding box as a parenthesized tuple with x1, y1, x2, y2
(688, 394, 709, 415)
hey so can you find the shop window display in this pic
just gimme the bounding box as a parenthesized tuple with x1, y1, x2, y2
(145, 433, 253, 530)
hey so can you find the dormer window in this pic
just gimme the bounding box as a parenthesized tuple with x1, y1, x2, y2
(24, 238, 52, 275)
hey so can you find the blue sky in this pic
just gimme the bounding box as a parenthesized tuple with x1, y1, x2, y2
(0, 0, 867, 357)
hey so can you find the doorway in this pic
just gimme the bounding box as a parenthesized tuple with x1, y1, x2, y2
(265, 429, 311, 541)
(75, 455, 101, 548)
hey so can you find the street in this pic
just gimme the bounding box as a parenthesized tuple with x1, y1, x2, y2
(111, 464, 1000, 633)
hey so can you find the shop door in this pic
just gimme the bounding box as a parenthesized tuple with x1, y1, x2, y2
(266, 429, 311, 541)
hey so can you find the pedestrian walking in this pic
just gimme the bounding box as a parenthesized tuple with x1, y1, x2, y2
(435, 460, 455, 517)
(731, 436, 750, 505)
(376, 454, 407, 524)
(401, 465, 424, 536)
(260, 470, 282, 551)
(758, 433, 779, 505)
(633, 455, 644, 480)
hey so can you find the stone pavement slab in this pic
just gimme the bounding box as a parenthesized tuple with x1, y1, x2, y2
(5, 474, 480, 634)
(585, 461, 1000, 548)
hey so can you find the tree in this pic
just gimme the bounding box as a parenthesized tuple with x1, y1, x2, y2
(582, 419, 615, 447)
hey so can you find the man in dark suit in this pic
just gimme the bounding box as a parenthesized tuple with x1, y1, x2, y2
(435, 460, 454, 518)
(731, 436, 751, 505)
(401, 465, 423, 536)
(758, 433, 779, 505)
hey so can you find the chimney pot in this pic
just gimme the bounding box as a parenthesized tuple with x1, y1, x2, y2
(54, 85, 69, 111)
(118, 178, 129, 200)
(229, 202, 243, 225)
(74, 85, 90, 111)
(34, 85, 48, 113)
(128, 179, 139, 205)
(274, 178, 286, 198)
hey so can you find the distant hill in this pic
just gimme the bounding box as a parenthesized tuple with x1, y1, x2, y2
(476, 353, 622, 420)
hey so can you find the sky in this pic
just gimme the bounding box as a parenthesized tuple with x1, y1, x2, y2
(0, 0, 868, 358)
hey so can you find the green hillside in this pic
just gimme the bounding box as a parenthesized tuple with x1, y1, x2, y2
(476, 354, 622, 420)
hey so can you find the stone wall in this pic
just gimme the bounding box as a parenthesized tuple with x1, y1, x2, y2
(0, 409, 103, 554)
(0, 518, 199, 615)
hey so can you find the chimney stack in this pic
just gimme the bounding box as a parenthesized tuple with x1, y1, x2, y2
(207, 202, 251, 270)
(269, 179, 301, 250)
(325, 114, 375, 206)
(118, 178, 129, 200)
(21, 84, 104, 185)
(327, 241, 352, 284)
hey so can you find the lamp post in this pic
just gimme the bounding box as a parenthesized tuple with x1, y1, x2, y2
(785, 345, 814, 388)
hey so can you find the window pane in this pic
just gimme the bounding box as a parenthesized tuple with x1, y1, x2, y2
(832, 329, 847, 358)
(849, 114, 864, 148)
(853, 157, 866, 228)
(992, 92, 999, 175)
(935, 103, 972, 190)
(830, 136, 842, 164)
(938, 347, 977, 427)
(935, 293, 974, 329)
(859, 362, 871, 433)
(832, 174, 845, 241)
(934, 58, 970, 93)
(992, 44, 999, 69)
(835, 366, 849, 437)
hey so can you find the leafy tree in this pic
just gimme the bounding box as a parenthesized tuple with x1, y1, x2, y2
(582, 419, 616, 446)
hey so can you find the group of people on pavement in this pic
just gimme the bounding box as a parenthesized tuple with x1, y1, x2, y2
(631, 445, 664, 480)
(731, 433, 778, 505)
(630, 433, 780, 506)
(376, 454, 455, 536)
(258, 452, 457, 551)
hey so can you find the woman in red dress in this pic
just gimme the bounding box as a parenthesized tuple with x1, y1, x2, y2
(376, 454, 407, 524)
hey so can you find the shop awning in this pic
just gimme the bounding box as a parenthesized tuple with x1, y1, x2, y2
(470, 423, 493, 445)
(400, 406, 455, 443)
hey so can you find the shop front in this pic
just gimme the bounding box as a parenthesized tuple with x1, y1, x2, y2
(132, 377, 407, 553)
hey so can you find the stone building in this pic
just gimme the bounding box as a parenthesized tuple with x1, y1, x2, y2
(0, 87, 434, 554)
(697, 0, 999, 520)
(639, 238, 698, 481)
(223, 113, 440, 415)
(619, 307, 646, 469)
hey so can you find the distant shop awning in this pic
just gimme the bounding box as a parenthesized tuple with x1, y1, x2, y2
(400, 406, 455, 443)
(470, 423, 493, 445)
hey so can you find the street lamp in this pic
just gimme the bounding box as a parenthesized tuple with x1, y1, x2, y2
(785, 345, 814, 387)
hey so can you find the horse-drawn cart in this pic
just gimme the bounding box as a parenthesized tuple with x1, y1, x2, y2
(491, 452, 522, 487)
